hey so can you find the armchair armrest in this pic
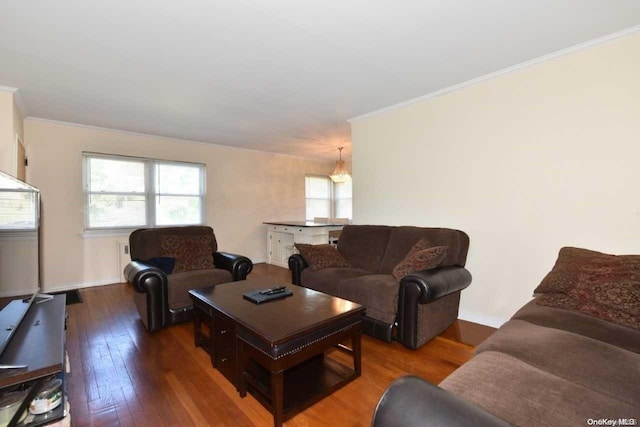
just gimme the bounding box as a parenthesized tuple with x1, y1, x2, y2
(400, 266, 472, 304)
(288, 254, 308, 285)
(213, 251, 253, 281)
(124, 260, 168, 332)
(373, 376, 512, 427)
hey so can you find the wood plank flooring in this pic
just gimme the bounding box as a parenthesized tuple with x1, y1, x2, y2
(41, 264, 495, 426)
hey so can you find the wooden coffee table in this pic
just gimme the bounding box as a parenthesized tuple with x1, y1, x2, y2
(189, 277, 365, 427)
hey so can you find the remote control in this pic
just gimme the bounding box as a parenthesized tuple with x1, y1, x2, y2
(260, 286, 286, 295)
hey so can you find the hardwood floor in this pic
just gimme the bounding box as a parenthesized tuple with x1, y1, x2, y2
(59, 264, 493, 426)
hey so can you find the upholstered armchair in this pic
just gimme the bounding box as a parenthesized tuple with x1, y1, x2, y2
(124, 225, 253, 331)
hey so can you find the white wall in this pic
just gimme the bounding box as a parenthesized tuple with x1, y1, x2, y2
(23, 119, 332, 293)
(351, 32, 640, 327)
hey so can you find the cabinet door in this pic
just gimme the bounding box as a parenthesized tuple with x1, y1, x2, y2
(271, 231, 283, 262)
(279, 232, 295, 263)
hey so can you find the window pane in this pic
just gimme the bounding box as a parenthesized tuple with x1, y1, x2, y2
(306, 198, 330, 221)
(89, 158, 145, 193)
(0, 192, 37, 229)
(155, 196, 202, 226)
(87, 194, 146, 228)
(334, 180, 352, 199)
(305, 176, 331, 198)
(155, 163, 202, 195)
(335, 198, 352, 219)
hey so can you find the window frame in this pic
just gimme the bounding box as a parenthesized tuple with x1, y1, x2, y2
(82, 152, 206, 232)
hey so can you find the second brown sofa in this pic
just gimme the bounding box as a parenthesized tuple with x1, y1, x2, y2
(289, 225, 472, 349)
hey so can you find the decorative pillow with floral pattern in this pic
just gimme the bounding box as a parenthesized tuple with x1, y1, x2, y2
(160, 235, 214, 273)
(392, 237, 448, 281)
(295, 244, 351, 270)
(534, 247, 640, 330)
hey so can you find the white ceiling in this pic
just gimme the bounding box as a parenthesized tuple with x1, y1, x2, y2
(2, 1, 640, 161)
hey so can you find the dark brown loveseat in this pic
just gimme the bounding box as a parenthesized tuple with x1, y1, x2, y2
(372, 247, 640, 426)
(289, 225, 472, 349)
(124, 226, 253, 332)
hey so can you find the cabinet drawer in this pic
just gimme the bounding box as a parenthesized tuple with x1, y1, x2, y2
(214, 312, 237, 384)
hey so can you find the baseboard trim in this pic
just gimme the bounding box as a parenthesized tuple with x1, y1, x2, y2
(458, 311, 505, 329)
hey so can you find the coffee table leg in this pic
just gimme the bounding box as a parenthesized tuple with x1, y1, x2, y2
(352, 331, 362, 375)
(238, 341, 249, 398)
(272, 369, 284, 427)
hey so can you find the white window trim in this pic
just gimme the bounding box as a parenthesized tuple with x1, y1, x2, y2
(83, 152, 206, 232)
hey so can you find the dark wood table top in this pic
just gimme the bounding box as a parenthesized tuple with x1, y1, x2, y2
(189, 277, 364, 347)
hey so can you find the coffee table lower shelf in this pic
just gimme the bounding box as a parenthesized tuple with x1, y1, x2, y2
(242, 353, 358, 419)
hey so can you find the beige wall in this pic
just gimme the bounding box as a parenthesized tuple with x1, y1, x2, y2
(23, 119, 332, 293)
(351, 33, 640, 327)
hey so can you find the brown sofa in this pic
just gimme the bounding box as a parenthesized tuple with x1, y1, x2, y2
(372, 247, 640, 426)
(124, 226, 253, 332)
(289, 225, 471, 349)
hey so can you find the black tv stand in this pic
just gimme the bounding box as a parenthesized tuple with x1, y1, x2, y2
(0, 294, 67, 426)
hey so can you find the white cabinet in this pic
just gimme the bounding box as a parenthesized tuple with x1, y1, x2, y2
(265, 223, 344, 268)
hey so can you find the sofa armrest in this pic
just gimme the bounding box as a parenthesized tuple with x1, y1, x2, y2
(213, 251, 253, 281)
(400, 266, 472, 304)
(373, 376, 512, 427)
(124, 260, 168, 332)
(397, 266, 472, 349)
(288, 254, 308, 285)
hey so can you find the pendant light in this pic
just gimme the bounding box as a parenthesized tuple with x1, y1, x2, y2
(329, 147, 351, 183)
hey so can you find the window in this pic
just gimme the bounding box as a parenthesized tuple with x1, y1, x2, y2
(305, 175, 352, 221)
(0, 170, 39, 232)
(83, 153, 205, 230)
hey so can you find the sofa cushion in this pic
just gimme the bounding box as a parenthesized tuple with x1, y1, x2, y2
(295, 243, 351, 270)
(301, 267, 372, 296)
(392, 243, 448, 281)
(476, 319, 640, 405)
(130, 225, 218, 262)
(338, 274, 399, 325)
(167, 268, 233, 310)
(161, 234, 214, 273)
(337, 225, 391, 273)
(441, 351, 640, 426)
(379, 226, 469, 274)
(512, 299, 640, 354)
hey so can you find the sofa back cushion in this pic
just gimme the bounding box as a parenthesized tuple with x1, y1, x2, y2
(338, 225, 469, 275)
(129, 226, 218, 263)
(379, 226, 469, 274)
(338, 225, 392, 272)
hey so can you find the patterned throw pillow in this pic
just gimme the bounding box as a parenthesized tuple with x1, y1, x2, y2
(534, 247, 640, 330)
(534, 247, 640, 294)
(160, 235, 214, 273)
(392, 239, 449, 281)
(536, 293, 640, 330)
(295, 244, 351, 270)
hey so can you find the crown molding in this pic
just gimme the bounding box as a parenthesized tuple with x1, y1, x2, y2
(0, 86, 28, 117)
(349, 25, 640, 123)
(0, 85, 18, 93)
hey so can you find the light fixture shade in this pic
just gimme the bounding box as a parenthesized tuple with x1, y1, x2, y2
(329, 147, 351, 183)
(330, 160, 351, 183)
